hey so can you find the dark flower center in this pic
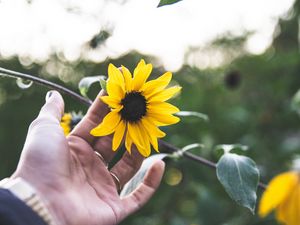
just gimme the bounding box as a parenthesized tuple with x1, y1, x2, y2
(120, 91, 147, 122)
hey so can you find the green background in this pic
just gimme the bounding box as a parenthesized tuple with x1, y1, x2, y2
(1, 1, 300, 224)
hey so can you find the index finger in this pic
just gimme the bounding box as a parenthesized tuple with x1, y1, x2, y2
(70, 90, 110, 144)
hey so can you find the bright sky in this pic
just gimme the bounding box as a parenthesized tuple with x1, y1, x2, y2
(0, 0, 295, 71)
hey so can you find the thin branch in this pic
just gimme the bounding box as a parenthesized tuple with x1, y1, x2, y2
(0, 66, 267, 190)
(159, 140, 267, 190)
(0, 67, 92, 106)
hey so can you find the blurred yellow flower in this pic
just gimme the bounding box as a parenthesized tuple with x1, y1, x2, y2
(90, 59, 181, 157)
(259, 171, 300, 225)
(60, 112, 83, 136)
(60, 113, 72, 135)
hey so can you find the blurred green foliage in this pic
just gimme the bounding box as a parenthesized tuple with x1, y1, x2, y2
(1, 1, 300, 224)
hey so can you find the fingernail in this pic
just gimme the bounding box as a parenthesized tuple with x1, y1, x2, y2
(46, 91, 53, 101)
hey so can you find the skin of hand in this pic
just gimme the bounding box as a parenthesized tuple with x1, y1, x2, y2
(11, 90, 165, 225)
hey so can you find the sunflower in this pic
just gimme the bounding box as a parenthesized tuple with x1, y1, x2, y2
(259, 171, 300, 225)
(90, 59, 181, 157)
(60, 112, 83, 136)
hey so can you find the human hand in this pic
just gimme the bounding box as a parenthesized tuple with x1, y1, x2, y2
(11, 90, 165, 225)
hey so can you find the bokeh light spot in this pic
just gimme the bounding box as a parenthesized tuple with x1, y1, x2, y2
(165, 167, 183, 186)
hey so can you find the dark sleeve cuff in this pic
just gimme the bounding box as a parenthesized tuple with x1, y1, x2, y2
(0, 188, 48, 225)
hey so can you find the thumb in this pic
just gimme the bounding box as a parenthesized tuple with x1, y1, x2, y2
(41, 90, 64, 121)
(29, 91, 64, 132)
(15, 91, 67, 186)
(120, 160, 165, 220)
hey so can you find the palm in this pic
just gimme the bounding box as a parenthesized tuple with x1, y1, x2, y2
(62, 135, 122, 225)
(12, 91, 164, 225)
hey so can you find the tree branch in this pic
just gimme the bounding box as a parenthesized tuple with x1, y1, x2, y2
(0, 67, 92, 106)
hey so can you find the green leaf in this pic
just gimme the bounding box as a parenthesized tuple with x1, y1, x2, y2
(216, 153, 259, 213)
(175, 111, 209, 122)
(99, 77, 107, 92)
(291, 89, 300, 116)
(120, 154, 169, 197)
(157, 0, 182, 7)
(78, 75, 106, 98)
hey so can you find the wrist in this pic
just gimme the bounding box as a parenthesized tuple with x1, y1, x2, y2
(0, 177, 60, 225)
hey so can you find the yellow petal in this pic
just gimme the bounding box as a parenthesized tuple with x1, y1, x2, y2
(61, 113, 72, 122)
(61, 122, 71, 136)
(142, 117, 166, 138)
(111, 105, 123, 113)
(137, 123, 151, 157)
(133, 59, 146, 77)
(60, 113, 72, 136)
(121, 65, 133, 92)
(147, 102, 180, 114)
(112, 121, 126, 151)
(151, 137, 159, 152)
(125, 130, 133, 154)
(148, 86, 182, 103)
(127, 123, 144, 149)
(275, 184, 300, 225)
(100, 96, 121, 109)
(142, 72, 172, 98)
(108, 63, 125, 90)
(147, 113, 180, 126)
(107, 80, 125, 100)
(141, 118, 162, 152)
(90, 111, 121, 136)
(276, 203, 286, 224)
(133, 61, 153, 91)
(127, 122, 149, 157)
(259, 171, 299, 218)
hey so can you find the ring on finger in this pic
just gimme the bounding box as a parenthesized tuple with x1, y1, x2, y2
(94, 151, 108, 167)
(110, 171, 121, 192)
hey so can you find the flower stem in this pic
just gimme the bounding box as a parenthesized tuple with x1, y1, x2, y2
(0, 67, 92, 106)
(0, 66, 267, 190)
